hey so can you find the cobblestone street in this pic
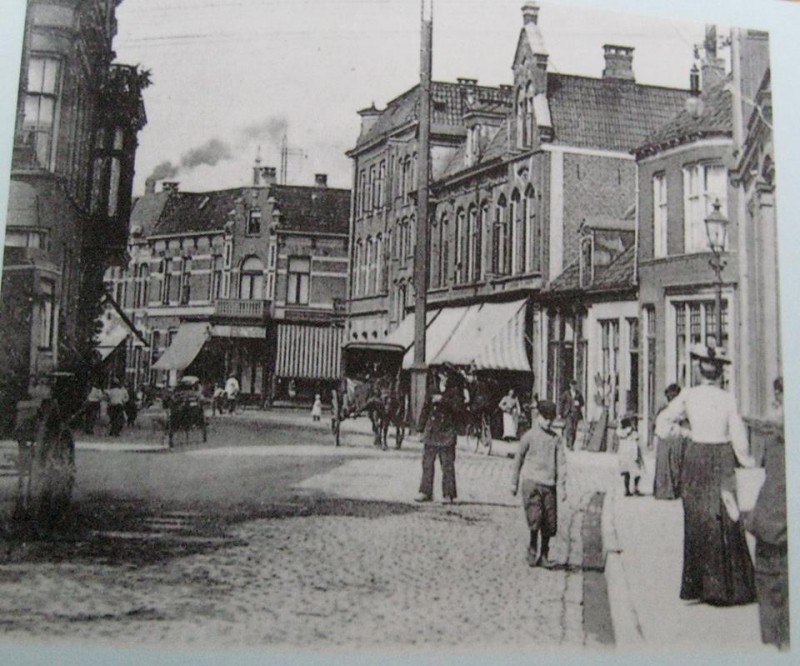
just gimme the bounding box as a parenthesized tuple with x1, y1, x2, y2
(0, 419, 619, 650)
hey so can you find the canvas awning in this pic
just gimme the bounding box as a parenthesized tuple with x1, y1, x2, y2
(431, 299, 530, 371)
(152, 322, 210, 371)
(391, 299, 530, 372)
(97, 325, 129, 361)
(275, 324, 344, 379)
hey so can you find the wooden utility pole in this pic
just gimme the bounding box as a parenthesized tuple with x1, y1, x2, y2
(410, 0, 433, 428)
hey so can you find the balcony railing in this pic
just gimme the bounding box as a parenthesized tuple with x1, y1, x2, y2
(215, 299, 270, 320)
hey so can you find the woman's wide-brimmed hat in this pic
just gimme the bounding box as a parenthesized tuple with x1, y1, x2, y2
(689, 343, 731, 365)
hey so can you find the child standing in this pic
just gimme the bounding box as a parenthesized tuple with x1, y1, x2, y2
(617, 414, 643, 496)
(511, 400, 566, 568)
(311, 394, 322, 422)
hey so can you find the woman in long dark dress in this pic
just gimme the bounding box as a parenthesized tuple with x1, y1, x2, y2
(656, 344, 757, 606)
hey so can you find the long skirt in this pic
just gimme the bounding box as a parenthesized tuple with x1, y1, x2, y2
(754, 541, 790, 649)
(502, 412, 518, 440)
(680, 442, 756, 605)
(654, 434, 688, 500)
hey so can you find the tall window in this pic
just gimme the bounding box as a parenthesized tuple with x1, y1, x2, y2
(286, 257, 310, 305)
(359, 169, 367, 215)
(37, 279, 55, 350)
(493, 195, 507, 275)
(240, 256, 264, 300)
(180, 258, 192, 304)
(368, 165, 376, 211)
(455, 209, 466, 284)
(525, 186, 537, 271)
(365, 237, 374, 296)
(511, 190, 522, 274)
(653, 173, 668, 257)
(374, 235, 383, 294)
(353, 242, 362, 296)
(439, 215, 449, 287)
(467, 205, 481, 282)
(645, 305, 656, 424)
(479, 203, 489, 281)
(600, 319, 621, 421)
(378, 160, 386, 207)
(673, 299, 730, 387)
(683, 163, 727, 253)
(211, 256, 223, 301)
(627, 318, 640, 415)
(24, 56, 61, 169)
(407, 216, 415, 259)
(247, 209, 262, 235)
(161, 258, 171, 304)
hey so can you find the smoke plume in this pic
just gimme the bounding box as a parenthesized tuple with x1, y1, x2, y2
(240, 116, 289, 147)
(180, 138, 233, 169)
(148, 160, 179, 181)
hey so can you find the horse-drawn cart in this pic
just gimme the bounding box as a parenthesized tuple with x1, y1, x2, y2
(332, 343, 408, 450)
(163, 376, 208, 447)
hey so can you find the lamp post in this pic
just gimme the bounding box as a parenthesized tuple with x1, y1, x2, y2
(704, 199, 729, 348)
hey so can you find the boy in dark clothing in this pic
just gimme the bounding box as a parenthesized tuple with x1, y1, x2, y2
(511, 400, 566, 568)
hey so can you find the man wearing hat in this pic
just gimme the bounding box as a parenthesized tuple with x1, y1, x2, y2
(559, 379, 584, 451)
(656, 342, 757, 606)
(415, 364, 465, 504)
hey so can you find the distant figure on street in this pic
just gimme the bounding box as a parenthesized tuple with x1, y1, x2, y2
(105, 377, 129, 437)
(224, 375, 240, 414)
(511, 400, 566, 568)
(657, 343, 756, 606)
(311, 394, 322, 421)
(741, 376, 789, 650)
(616, 414, 643, 496)
(653, 383, 689, 499)
(559, 379, 584, 450)
(124, 383, 138, 427)
(212, 383, 225, 416)
(499, 388, 521, 441)
(415, 365, 464, 504)
(84, 380, 104, 434)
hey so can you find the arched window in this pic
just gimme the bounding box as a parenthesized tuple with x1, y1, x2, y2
(510, 190, 521, 274)
(240, 256, 264, 300)
(439, 214, 450, 287)
(525, 185, 538, 272)
(525, 81, 534, 146)
(397, 282, 407, 322)
(455, 208, 466, 284)
(407, 215, 415, 259)
(517, 90, 526, 148)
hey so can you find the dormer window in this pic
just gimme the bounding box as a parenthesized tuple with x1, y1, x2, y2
(579, 236, 593, 288)
(247, 209, 262, 235)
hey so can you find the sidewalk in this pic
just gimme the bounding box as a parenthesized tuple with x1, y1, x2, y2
(602, 451, 764, 654)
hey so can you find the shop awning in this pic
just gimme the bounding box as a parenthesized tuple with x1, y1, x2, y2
(382, 309, 438, 351)
(152, 322, 210, 371)
(275, 324, 343, 379)
(401, 306, 471, 369)
(97, 325, 129, 361)
(431, 299, 529, 371)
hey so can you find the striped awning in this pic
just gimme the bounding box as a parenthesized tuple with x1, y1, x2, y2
(275, 324, 343, 379)
(432, 299, 529, 371)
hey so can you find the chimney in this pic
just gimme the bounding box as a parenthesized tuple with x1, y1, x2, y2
(689, 64, 701, 96)
(457, 78, 478, 87)
(314, 174, 328, 188)
(602, 44, 635, 81)
(254, 166, 277, 186)
(162, 181, 179, 193)
(358, 103, 381, 137)
(145, 178, 156, 195)
(701, 25, 726, 91)
(521, 2, 539, 26)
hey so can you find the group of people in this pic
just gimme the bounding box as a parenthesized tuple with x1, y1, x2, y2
(83, 377, 136, 437)
(211, 376, 241, 415)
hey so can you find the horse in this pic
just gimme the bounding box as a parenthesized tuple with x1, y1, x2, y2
(333, 374, 407, 450)
(462, 374, 504, 454)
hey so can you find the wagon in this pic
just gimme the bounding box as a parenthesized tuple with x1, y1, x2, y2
(164, 376, 208, 447)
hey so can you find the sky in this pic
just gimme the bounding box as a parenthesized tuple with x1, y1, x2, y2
(111, 0, 710, 195)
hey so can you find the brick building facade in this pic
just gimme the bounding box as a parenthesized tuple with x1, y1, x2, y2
(0, 0, 147, 432)
(108, 167, 349, 405)
(346, 2, 688, 410)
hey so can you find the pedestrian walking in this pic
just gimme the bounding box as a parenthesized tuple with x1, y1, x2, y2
(559, 379, 584, 450)
(415, 365, 465, 504)
(83, 380, 104, 434)
(656, 343, 756, 606)
(224, 375, 240, 414)
(740, 377, 789, 650)
(499, 388, 521, 441)
(510, 400, 566, 568)
(124, 382, 138, 427)
(653, 383, 690, 499)
(105, 378, 129, 437)
(212, 383, 225, 416)
(311, 394, 322, 421)
(616, 414, 643, 496)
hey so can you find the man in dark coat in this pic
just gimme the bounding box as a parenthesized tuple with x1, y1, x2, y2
(415, 366, 465, 504)
(559, 379, 584, 451)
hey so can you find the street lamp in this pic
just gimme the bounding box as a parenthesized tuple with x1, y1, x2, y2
(704, 198, 729, 348)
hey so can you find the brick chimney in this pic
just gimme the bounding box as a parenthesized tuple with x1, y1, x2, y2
(162, 181, 179, 193)
(521, 2, 539, 26)
(314, 173, 328, 188)
(602, 44, 635, 82)
(358, 103, 381, 138)
(701, 25, 726, 91)
(145, 178, 156, 195)
(254, 166, 277, 186)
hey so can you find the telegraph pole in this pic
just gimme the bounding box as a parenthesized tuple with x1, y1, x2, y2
(410, 0, 433, 428)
